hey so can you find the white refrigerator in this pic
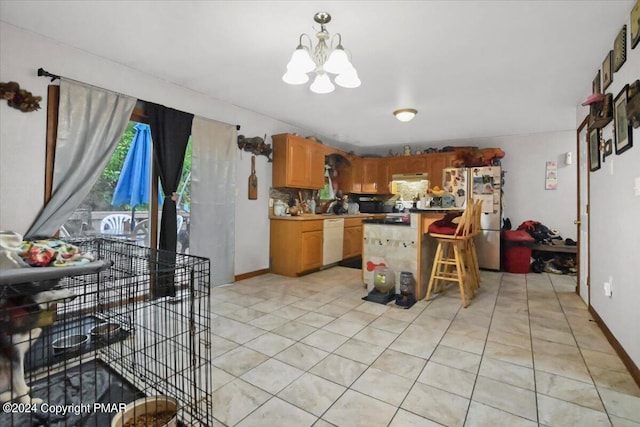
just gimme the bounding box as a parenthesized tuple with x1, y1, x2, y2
(443, 166, 502, 270)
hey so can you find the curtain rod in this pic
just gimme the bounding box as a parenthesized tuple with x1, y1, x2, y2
(38, 67, 241, 131)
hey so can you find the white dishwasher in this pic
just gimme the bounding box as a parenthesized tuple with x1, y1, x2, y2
(323, 217, 345, 266)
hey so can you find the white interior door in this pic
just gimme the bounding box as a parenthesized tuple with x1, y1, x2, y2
(577, 117, 589, 304)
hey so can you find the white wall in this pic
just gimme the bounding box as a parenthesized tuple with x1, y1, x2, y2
(0, 22, 317, 277)
(580, 21, 640, 368)
(466, 132, 577, 239)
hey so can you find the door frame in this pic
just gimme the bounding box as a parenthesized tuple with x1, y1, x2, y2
(576, 115, 589, 303)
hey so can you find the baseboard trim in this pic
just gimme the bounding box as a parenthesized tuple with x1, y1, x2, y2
(234, 269, 269, 282)
(588, 305, 640, 388)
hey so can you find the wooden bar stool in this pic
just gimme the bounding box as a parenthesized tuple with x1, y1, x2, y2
(424, 204, 475, 307)
(466, 199, 483, 291)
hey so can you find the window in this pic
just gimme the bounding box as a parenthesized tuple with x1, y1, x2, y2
(46, 87, 191, 251)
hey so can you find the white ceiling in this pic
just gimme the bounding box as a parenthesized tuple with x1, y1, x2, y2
(0, 1, 634, 150)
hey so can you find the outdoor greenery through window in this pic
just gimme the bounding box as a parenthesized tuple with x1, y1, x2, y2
(61, 122, 192, 253)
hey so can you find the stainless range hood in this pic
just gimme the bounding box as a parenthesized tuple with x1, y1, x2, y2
(391, 172, 429, 182)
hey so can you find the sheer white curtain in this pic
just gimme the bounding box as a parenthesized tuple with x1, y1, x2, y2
(26, 79, 136, 238)
(190, 117, 236, 285)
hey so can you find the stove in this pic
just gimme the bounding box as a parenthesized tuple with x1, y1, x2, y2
(384, 213, 411, 225)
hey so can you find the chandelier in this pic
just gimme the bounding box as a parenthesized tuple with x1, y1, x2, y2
(282, 12, 361, 94)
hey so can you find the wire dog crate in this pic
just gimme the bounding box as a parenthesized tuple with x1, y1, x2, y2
(0, 237, 211, 426)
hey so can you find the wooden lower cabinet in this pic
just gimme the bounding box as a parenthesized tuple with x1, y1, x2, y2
(343, 218, 363, 259)
(270, 219, 324, 276)
(300, 230, 323, 272)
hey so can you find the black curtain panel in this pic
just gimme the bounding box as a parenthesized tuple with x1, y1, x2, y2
(146, 103, 193, 297)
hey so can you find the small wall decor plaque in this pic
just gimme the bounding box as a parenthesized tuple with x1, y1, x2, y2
(545, 161, 557, 190)
(631, 0, 639, 49)
(592, 70, 601, 94)
(602, 50, 613, 91)
(613, 25, 627, 72)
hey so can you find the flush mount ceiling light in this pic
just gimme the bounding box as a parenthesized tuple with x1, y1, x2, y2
(282, 12, 361, 94)
(393, 108, 418, 122)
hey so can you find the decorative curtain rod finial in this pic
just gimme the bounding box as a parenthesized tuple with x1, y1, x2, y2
(37, 67, 60, 82)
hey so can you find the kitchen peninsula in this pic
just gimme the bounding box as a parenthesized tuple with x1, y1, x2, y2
(362, 209, 462, 300)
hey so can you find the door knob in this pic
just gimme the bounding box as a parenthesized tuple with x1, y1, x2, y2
(574, 220, 581, 225)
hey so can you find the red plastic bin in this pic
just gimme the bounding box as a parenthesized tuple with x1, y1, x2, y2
(502, 230, 535, 273)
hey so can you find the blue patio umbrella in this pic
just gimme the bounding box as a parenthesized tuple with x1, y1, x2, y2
(112, 123, 162, 227)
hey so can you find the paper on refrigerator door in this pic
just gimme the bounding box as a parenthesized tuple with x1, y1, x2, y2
(476, 194, 494, 213)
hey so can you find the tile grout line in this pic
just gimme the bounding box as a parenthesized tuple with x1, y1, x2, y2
(525, 272, 541, 426)
(546, 273, 615, 425)
(462, 271, 515, 426)
(378, 293, 461, 426)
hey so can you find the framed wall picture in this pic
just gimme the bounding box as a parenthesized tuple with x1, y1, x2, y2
(592, 70, 601, 94)
(602, 50, 613, 90)
(614, 85, 633, 154)
(589, 128, 601, 171)
(613, 25, 627, 71)
(631, 0, 639, 49)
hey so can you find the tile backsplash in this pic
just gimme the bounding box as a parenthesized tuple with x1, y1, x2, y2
(392, 180, 429, 201)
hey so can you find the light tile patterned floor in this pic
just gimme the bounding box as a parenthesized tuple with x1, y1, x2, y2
(207, 267, 640, 426)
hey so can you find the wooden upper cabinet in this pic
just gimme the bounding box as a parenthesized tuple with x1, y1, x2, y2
(347, 157, 390, 194)
(308, 142, 326, 189)
(378, 151, 459, 190)
(377, 159, 391, 194)
(272, 134, 326, 189)
(348, 156, 363, 193)
(361, 158, 379, 193)
(386, 156, 407, 176)
(404, 156, 428, 174)
(426, 152, 458, 188)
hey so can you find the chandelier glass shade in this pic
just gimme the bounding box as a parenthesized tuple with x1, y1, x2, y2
(283, 12, 360, 94)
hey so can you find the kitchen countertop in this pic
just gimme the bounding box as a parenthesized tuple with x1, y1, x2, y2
(269, 213, 383, 221)
(409, 207, 464, 213)
(269, 210, 461, 221)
